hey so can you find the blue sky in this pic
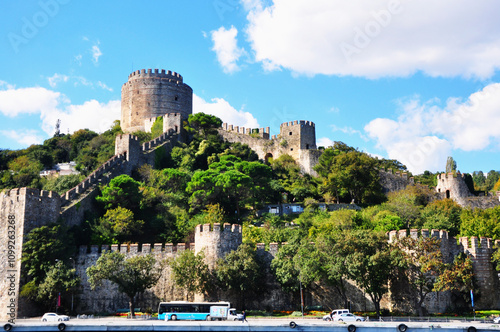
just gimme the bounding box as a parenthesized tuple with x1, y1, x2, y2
(1, 0, 500, 175)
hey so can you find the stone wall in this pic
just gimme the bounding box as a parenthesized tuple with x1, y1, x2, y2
(0, 189, 61, 321)
(459, 236, 500, 308)
(435, 172, 472, 204)
(75, 223, 242, 314)
(379, 169, 414, 194)
(121, 69, 192, 133)
(218, 120, 320, 175)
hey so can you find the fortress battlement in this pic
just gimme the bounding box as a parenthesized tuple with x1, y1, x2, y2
(62, 153, 127, 202)
(2, 187, 58, 199)
(78, 243, 193, 256)
(388, 228, 449, 243)
(195, 223, 242, 234)
(437, 172, 465, 180)
(221, 123, 270, 139)
(280, 120, 315, 128)
(126, 69, 183, 84)
(459, 236, 500, 250)
(116, 134, 139, 141)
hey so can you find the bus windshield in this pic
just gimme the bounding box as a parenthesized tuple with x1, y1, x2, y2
(158, 301, 230, 321)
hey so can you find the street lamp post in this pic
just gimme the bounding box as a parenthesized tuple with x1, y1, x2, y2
(69, 258, 75, 314)
(299, 279, 304, 318)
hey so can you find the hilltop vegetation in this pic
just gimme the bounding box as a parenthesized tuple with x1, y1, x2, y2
(2, 114, 500, 244)
(8, 113, 500, 315)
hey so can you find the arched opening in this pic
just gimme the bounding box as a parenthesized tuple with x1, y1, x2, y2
(265, 153, 273, 164)
(446, 190, 450, 199)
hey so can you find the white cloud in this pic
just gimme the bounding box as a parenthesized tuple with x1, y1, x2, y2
(0, 82, 120, 140)
(41, 99, 121, 136)
(74, 54, 82, 66)
(1, 129, 44, 146)
(365, 83, 500, 174)
(193, 94, 259, 128)
(92, 44, 102, 64)
(330, 124, 368, 140)
(317, 137, 334, 148)
(211, 26, 245, 74)
(97, 81, 113, 92)
(0, 87, 62, 117)
(47, 73, 69, 88)
(243, 0, 500, 79)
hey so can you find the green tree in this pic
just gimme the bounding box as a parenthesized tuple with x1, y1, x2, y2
(472, 171, 486, 191)
(271, 243, 301, 294)
(420, 199, 462, 236)
(169, 250, 210, 301)
(87, 251, 163, 317)
(459, 206, 500, 240)
(315, 233, 353, 308)
(187, 113, 223, 138)
(187, 158, 273, 218)
(37, 261, 79, 312)
(96, 174, 142, 210)
(485, 170, 500, 192)
(392, 235, 445, 316)
(22, 225, 72, 283)
(446, 156, 457, 173)
(93, 207, 144, 243)
(216, 244, 264, 309)
(339, 230, 393, 317)
(150, 116, 164, 138)
(434, 253, 475, 309)
(372, 211, 405, 232)
(315, 148, 384, 205)
(43, 174, 83, 195)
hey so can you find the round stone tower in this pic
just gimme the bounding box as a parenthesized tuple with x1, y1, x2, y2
(121, 69, 193, 133)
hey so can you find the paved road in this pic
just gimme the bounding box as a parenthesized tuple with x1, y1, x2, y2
(3, 318, 499, 332)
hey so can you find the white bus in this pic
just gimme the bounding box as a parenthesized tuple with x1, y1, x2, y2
(158, 301, 231, 321)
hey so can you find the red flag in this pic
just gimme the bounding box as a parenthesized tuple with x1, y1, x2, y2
(57, 293, 61, 307)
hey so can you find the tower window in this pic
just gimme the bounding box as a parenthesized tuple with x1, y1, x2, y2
(289, 132, 292, 135)
(175, 95, 179, 101)
(290, 148, 293, 151)
(306, 144, 309, 149)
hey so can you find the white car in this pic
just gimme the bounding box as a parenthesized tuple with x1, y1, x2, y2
(333, 313, 365, 322)
(493, 316, 500, 324)
(41, 313, 70, 322)
(323, 309, 350, 321)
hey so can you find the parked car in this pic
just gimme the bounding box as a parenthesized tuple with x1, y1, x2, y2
(333, 313, 365, 322)
(493, 316, 500, 324)
(41, 313, 70, 322)
(323, 309, 350, 321)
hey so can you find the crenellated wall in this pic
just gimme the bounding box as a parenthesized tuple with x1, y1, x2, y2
(75, 223, 242, 313)
(388, 229, 500, 312)
(218, 120, 320, 175)
(0, 188, 61, 320)
(459, 236, 500, 308)
(121, 69, 192, 133)
(435, 172, 472, 204)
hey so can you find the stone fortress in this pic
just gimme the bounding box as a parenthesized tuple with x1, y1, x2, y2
(1, 69, 500, 320)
